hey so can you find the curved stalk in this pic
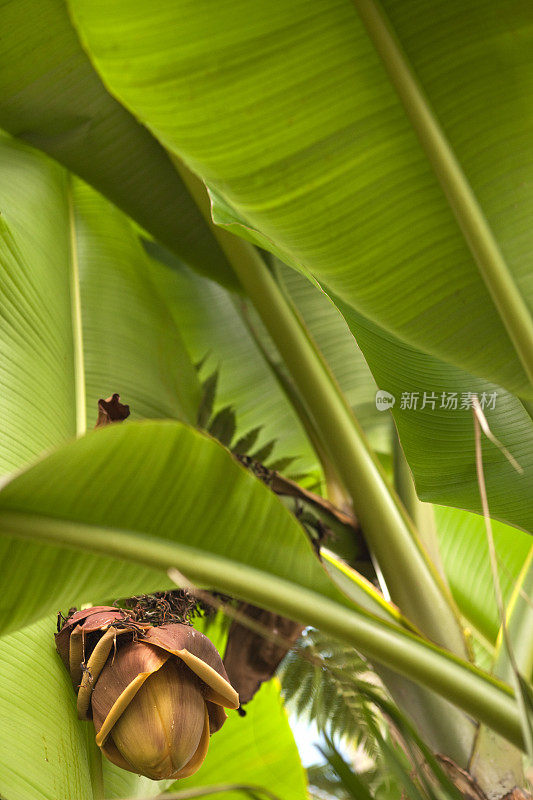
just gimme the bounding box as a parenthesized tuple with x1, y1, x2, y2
(172, 157, 467, 660)
(0, 511, 522, 750)
(221, 241, 465, 654)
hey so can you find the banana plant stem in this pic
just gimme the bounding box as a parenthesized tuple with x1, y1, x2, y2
(172, 158, 467, 660)
(224, 240, 461, 650)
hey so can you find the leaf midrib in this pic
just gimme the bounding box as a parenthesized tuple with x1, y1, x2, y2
(67, 178, 86, 436)
(352, 0, 533, 389)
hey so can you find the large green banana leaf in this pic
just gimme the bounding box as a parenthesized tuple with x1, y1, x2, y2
(0, 0, 236, 288)
(67, 0, 533, 398)
(4, 0, 531, 531)
(0, 132, 200, 476)
(334, 295, 533, 533)
(0, 421, 348, 636)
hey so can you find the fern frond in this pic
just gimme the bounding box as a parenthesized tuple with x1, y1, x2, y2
(280, 628, 382, 752)
(195, 361, 298, 472)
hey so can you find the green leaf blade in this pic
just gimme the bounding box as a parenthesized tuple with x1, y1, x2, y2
(0, 616, 93, 800)
(67, 0, 533, 395)
(0, 134, 76, 472)
(0, 133, 201, 476)
(335, 294, 533, 533)
(0, 421, 342, 634)
(0, 0, 237, 287)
